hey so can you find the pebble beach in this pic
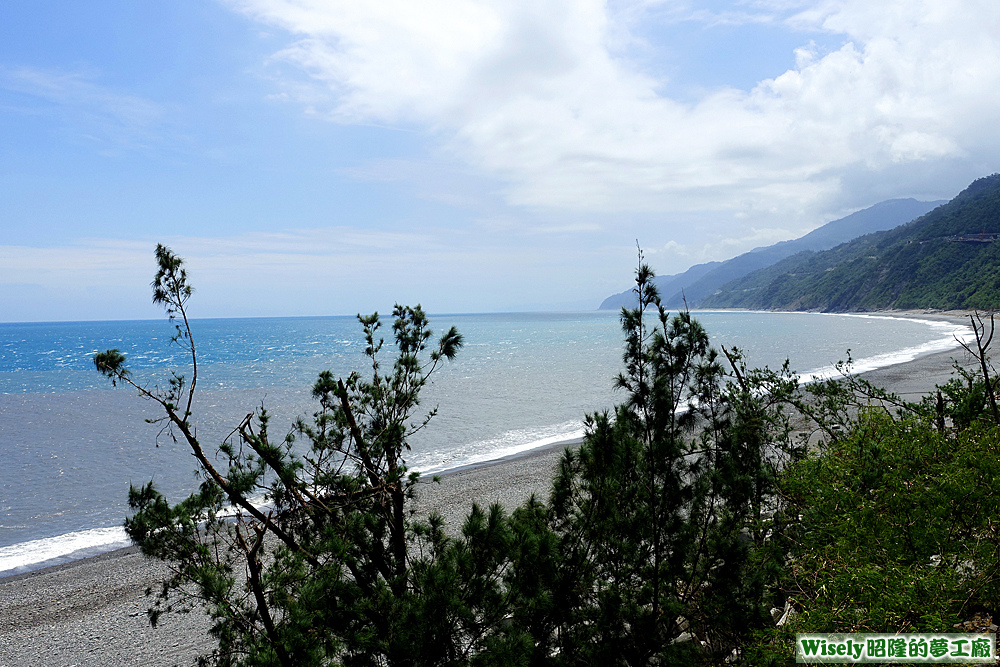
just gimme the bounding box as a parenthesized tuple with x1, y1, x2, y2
(0, 331, 972, 666)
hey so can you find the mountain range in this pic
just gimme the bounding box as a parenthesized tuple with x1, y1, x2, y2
(702, 174, 1000, 311)
(599, 198, 945, 310)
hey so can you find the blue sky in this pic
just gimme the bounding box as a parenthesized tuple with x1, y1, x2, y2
(3, 0, 999, 321)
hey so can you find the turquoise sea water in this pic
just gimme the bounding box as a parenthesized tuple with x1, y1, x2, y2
(0, 310, 970, 575)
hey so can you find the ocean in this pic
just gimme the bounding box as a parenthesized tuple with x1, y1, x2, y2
(0, 310, 971, 576)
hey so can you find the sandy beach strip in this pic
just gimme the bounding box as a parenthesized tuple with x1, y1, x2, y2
(0, 330, 975, 667)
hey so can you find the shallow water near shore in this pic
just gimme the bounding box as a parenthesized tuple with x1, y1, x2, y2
(0, 310, 970, 575)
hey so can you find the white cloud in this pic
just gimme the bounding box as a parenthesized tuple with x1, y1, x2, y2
(0, 240, 150, 284)
(0, 66, 168, 149)
(645, 223, 803, 268)
(223, 0, 1000, 223)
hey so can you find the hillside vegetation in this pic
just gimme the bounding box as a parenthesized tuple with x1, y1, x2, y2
(599, 198, 942, 310)
(703, 174, 1000, 311)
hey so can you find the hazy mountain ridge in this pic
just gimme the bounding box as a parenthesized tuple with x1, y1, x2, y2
(701, 174, 1000, 311)
(599, 198, 944, 310)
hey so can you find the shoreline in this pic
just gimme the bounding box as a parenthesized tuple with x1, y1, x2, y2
(2, 309, 973, 582)
(0, 313, 978, 665)
(0, 308, 971, 580)
(0, 436, 584, 586)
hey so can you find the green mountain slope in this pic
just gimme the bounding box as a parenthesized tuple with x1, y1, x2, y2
(599, 198, 942, 310)
(702, 174, 1000, 311)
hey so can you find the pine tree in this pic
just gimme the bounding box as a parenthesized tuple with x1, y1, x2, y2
(502, 253, 801, 665)
(96, 245, 472, 666)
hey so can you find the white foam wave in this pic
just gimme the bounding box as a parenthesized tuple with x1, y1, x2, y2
(412, 421, 584, 475)
(799, 316, 972, 383)
(215, 493, 271, 519)
(0, 526, 130, 577)
(0, 494, 272, 578)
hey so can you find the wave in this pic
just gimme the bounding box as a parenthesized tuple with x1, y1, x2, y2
(0, 525, 130, 578)
(799, 315, 971, 383)
(0, 493, 274, 579)
(409, 420, 585, 475)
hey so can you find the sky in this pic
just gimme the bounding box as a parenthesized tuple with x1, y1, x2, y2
(2, 0, 1000, 322)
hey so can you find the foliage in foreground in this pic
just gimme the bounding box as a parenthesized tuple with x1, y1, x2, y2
(748, 316, 1000, 663)
(783, 413, 1000, 633)
(97, 244, 484, 665)
(95, 246, 1000, 666)
(502, 258, 803, 665)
